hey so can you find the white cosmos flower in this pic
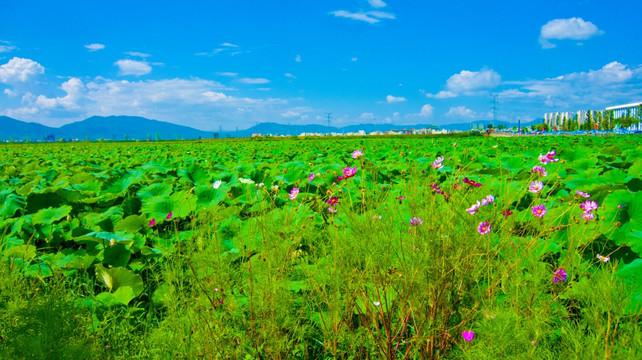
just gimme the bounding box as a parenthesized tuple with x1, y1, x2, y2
(213, 180, 222, 189)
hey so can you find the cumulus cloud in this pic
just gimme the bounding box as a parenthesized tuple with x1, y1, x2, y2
(419, 104, 434, 117)
(386, 95, 406, 103)
(426, 69, 500, 98)
(36, 78, 84, 109)
(4, 88, 17, 97)
(114, 59, 152, 76)
(330, 10, 395, 24)
(237, 77, 270, 84)
(539, 18, 603, 49)
(0, 57, 45, 83)
(446, 106, 476, 118)
(85, 43, 105, 51)
(201, 91, 227, 102)
(368, 0, 387, 8)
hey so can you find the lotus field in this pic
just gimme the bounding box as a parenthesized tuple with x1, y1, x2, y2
(1, 135, 641, 359)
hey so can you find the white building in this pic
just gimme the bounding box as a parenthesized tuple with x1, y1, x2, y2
(606, 102, 642, 119)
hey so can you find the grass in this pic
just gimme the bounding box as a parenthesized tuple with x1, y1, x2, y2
(1, 135, 641, 359)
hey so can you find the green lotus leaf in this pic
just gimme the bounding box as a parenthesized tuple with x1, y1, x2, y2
(94, 264, 144, 302)
(137, 182, 172, 200)
(30, 205, 72, 225)
(0, 190, 26, 219)
(114, 215, 145, 233)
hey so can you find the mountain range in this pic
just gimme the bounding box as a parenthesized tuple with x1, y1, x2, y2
(0, 115, 541, 141)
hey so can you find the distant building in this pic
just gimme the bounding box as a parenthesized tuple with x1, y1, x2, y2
(606, 102, 642, 119)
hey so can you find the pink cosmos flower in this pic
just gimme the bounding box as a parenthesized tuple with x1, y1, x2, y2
(596, 254, 610, 263)
(396, 196, 406, 203)
(309, 173, 315, 181)
(148, 218, 156, 227)
(575, 190, 590, 198)
(466, 201, 481, 215)
(410, 217, 423, 226)
(484, 195, 495, 204)
(531, 165, 548, 177)
(477, 221, 491, 235)
(553, 268, 567, 283)
(580, 200, 598, 213)
(289, 187, 299, 200)
(342, 167, 358, 178)
(463, 177, 483, 188)
(462, 331, 474, 342)
(166, 212, 173, 220)
(581, 212, 595, 220)
(546, 150, 559, 162)
(326, 196, 339, 206)
(328, 206, 337, 213)
(351, 150, 363, 159)
(532, 204, 547, 217)
(529, 181, 544, 193)
(503, 209, 513, 218)
(432, 157, 444, 170)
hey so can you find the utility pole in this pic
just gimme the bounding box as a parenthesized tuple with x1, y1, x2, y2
(326, 112, 332, 134)
(490, 94, 499, 128)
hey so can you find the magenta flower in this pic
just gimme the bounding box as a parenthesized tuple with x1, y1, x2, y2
(484, 195, 495, 204)
(553, 268, 567, 283)
(532, 204, 547, 217)
(463, 177, 483, 188)
(410, 217, 423, 226)
(503, 209, 513, 218)
(531, 165, 548, 177)
(580, 200, 598, 213)
(466, 201, 481, 215)
(309, 173, 315, 181)
(396, 195, 406, 203)
(462, 331, 474, 342)
(432, 157, 444, 170)
(289, 187, 299, 200)
(529, 181, 544, 193)
(351, 150, 363, 159)
(581, 212, 595, 220)
(477, 221, 491, 235)
(166, 212, 173, 220)
(148, 218, 156, 227)
(546, 150, 559, 162)
(326, 196, 339, 206)
(575, 190, 590, 198)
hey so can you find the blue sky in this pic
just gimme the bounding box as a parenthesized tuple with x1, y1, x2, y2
(1, 0, 641, 130)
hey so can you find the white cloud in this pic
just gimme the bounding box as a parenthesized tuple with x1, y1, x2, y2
(217, 72, 238, 77)
(237, 77, 270, 84)
(539, 18, 603, 49)
(0, 42, 17, 53)
(295, 54, 302, 63)
(446, 106, 476, 118)
(201, 91, 227, 102)
(359, 112, 375, 120)
(351, 57, 358, 62)
(85, 43, 105, 51)
(562, 61, 633, 84)
(330, 10, 395, 24)
(221, 42, 238, 47)
(420, 104, 434, 117)
(426, 69, 500, 98)
(114, 59, 152, 76)
(284, 73, 296, 79)
(36, 78, 84, 109)
(281, 110, 300, 118)
(126, 51, 150, 58)
(0, 57, 45, 83)
(386, 95, 406, 103)
(368, 0, 387, 8)
(367, 11, 395, 20)
(4, 88, 17, 97)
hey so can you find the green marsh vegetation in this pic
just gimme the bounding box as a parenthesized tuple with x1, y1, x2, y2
(0, 135, 641, 359)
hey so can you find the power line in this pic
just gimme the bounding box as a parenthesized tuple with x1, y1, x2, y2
(326, 112, 332, 133)
(490, 94, 499, 127)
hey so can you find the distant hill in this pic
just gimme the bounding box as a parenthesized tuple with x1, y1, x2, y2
(0, 116, 56, 140)
(0, 115, 544, 141)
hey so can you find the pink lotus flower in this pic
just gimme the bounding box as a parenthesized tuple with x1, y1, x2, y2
(289, 187, 299, 200)
(351, 150, 363, 159)
(462, 331, 474, 342)
(466, 201, 481, 215)
(532, 204, 547, 217)
(531, 165, 548, 177)
(410, 217, 423, 226)
(477, 221, 491, 235)
(529, 181, 543, 193)
(166, 212, 173, 220)
(148, 218, 156, 227)
(580, 200, 598, 213)
(553, 268, 567, 283)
